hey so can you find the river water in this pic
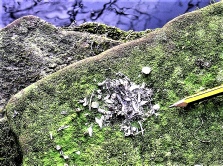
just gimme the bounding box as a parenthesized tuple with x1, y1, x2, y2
(1, 0, 219, 31)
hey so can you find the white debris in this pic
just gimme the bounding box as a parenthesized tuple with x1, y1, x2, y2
(140, 101, 148, 106)
(152, 104, 160, 110)
(123, 96, 131, 101)
(121, 125, 139, 136)
(79, 97, 88, 107)
(97, 94, 102, 99)
(103, 94, 110, 101)
(95, 116, 104, 128)
(49, 132, 53, 140)
(87, 125, 93, 137)
(146, 88, 153, 95)
(56, 145, 61, 151)
(96, 89, 102, 94)
(57, 125, 70, 132)
(80, 71, 160, 136)
(138, 121, 144, 135)
(60, 150, 64, 155)
(111, 93, 117, 99)
(63, 155, 69, 160)
(60, 111, 68, 115)
(97, 80, 106, 86)
(131, 126, 137, 131)
(98, 108, 106, 114)
(141, 82, 146, 88)
(142, 66, 151, 75)
(89, 92, 95, 111)
(91, 101, 99, 109)
(76, 108, 82, 112)
(129, 84, 140, 91)
(105, 99, 114, 104)
(12, 110, 19, 118)
(76, 151, 81, 155)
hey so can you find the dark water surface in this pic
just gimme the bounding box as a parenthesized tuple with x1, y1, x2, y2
(1, 0, 219, 31)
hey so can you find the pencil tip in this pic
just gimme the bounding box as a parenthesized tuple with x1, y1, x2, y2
(169, 104, 175, 108)
(169, 99, 187, 108)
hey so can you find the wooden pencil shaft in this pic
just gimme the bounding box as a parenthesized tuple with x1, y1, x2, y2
(184, 85, 223, 103)
(170, 84, 223, 107)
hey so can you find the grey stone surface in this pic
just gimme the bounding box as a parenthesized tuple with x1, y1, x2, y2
(0, 15, 121, 112)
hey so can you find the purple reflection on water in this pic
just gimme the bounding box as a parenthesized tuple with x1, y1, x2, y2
(1, 0, 219, 31)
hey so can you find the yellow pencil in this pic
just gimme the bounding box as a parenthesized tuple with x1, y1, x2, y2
(169, 84, 223, 107)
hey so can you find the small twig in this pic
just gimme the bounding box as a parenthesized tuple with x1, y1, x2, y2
(89, 91, 95, 111)
(138, 121, 144, 135)
(90, 41, 93, 50)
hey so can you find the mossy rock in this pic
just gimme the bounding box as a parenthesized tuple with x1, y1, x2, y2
(0, 15, 124, 111)
(0, 118, 22, 165)
(63, 22, 153, 41)
(4, 1, 223, 165)
(0, 15, 150, 166)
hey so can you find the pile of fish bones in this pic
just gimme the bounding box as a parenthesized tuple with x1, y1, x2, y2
(79, 71, 159, 136)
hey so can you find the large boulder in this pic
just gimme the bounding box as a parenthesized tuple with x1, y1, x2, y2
(0, 15, 149, 165)
(0, 15, 121, 111)
(4, 1, 223, 165)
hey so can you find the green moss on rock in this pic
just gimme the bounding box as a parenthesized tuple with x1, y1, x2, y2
(4, 1, 223, 165)
(63, 22, 152, 42)
(0, 118, 23, 165)
(0, 15, 122, 111)
(0, 15, 127, 166)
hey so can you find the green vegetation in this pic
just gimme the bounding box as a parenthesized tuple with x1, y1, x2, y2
(63, 22, 153, 42)
(0, 15, 151, 166)
(0, 15, 124, 112)
(0, 118, 22, 165)
(3, 1, 223, 165)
